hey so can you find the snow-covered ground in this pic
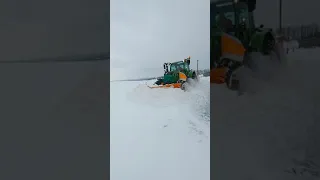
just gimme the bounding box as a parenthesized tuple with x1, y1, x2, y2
(110, 77, 210, 180)
(212, 48, 320, 180)
(111, 48, 320, 180)
(284, 40, 300, 53)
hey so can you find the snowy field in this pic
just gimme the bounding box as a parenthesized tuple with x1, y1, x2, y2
(110, 77, 210, 180)
(212, 48, 320, 180)
(110, 48, 320, 180)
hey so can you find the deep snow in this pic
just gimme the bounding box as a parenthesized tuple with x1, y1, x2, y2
(212, 48, 320, 180)
(111, 48, 320, 180)
(110, 77, 210, 180)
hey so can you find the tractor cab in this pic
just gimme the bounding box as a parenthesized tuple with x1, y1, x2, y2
(163, 56, 191, 74)
(211, 0, 256, 47)
(169, 61, 190, 72)
(170, 56, 191, 72)
(210, 0, 281, 90)
(212, 0, 275, 56)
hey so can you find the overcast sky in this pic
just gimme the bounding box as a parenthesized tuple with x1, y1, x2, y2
(0, 0, 109, 62)
(110, 0, 210, 80)
(111, 0, 319, 80)
(254, 0, 320, 28)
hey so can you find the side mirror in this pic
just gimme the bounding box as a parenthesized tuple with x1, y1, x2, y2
(259, 24, 264, 28)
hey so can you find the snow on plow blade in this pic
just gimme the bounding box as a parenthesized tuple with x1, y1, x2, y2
(147, 83, 182, 89)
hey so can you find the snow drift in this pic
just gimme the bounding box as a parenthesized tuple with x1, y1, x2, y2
(111, 77, 210, 180)
(211, 48, 320, 180)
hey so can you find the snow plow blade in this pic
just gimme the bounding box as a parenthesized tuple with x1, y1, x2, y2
(147, 83, 182, 89)
(210, 67, 227, 84)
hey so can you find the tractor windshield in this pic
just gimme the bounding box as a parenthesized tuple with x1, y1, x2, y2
(214, 3, 236, 34)
(212, 2, 250, 33)
(169, 62, 188, 72)
(221, 12, 235, 25)
(177, 62, 188, 70)
(238, 9, 247, 22)
(236, 4, 250, 28)
(170, 64, 177, 71)
(211, 2, 235, 28)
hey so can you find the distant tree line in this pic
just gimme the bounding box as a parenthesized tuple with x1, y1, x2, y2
(198, 69, 210, 77)
(276, 23, 319, 40)
(276, 23, 320, 47)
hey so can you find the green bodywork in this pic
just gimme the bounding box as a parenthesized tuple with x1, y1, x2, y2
(211, 0, 275, 65)
(156, 59, 197, 85)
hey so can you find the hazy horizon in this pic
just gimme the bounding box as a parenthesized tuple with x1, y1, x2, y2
(110, 0, 210, 80)
(111, 0, 319, 80)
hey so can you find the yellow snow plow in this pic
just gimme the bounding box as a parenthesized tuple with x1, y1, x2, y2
(147, 82, 182, 89)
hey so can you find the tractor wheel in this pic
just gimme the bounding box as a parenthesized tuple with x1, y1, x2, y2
(225, 62, 242, 91)
(191, 72, 199, 84)
(262, 33, 276, 55)
(192, 72, 198, 80)
(180, 82, 187, 91)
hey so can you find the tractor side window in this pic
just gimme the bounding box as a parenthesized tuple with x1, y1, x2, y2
(238, 8, 249, 27)
(215, 12, 235, 26)
(184, 64, 189, 70)
(223, 12, 235, 25)
(216, 3, 236, 26)
(170, 65, 177, 71)
(215, 5, 236, 35)
(179, 64, 185, 70)
(217, 12, 235, 35)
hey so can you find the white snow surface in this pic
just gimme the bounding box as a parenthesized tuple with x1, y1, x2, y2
(284, 40, 300, 50)
(111, 48, 320, 180)
(212, 48, 320, 180)
(110, 77, 210, 180)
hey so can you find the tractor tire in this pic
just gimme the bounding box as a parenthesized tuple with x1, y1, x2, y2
(192, 72, 198, 81)
(225, 62, 242, 91)
(186, 78, 197, 88)
(262, 33, 276, 55)
(181, 82, 187, 91)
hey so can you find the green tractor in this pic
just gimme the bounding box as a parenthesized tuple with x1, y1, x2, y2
(152, 56, 198, 90)
(210, 0, 283, 90)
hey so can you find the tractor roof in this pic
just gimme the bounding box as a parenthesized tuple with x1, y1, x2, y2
(211, 0, 256, 12)
(170, 61, 184, 64)
(211, 0, 233, 4)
